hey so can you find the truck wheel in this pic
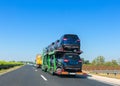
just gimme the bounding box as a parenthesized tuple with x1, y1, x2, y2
(51, 69, 55, 75)
(44, 68, 47, 72)
(52, 72, 55, 75)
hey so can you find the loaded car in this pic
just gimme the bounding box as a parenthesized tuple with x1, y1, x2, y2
(57, 34, 81, 52)
(47, 42, 55, 52)
(47, 45, 51, 53)
(43, 47, 48, 54)
(56, 53, 82, 73)
(54, 40, 59, 50)
(50, 42, 55, 52)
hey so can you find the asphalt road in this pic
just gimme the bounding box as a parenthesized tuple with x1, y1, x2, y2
(0, 65, 113, 86)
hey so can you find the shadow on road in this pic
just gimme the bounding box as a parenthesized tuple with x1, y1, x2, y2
(57, 74, 90, 79)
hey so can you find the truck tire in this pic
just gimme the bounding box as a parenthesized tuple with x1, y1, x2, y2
(44, 68, 47, 72)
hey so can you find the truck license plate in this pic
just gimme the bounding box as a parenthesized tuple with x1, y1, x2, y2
(69, 73, 76, 75)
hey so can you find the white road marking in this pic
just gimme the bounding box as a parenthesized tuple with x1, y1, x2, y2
(41, 75, 47, 81)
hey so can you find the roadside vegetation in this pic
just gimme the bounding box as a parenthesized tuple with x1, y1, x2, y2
(82, 56, 120, 79)
(0, 60, 24, 70)
(82, 56, 120, 70)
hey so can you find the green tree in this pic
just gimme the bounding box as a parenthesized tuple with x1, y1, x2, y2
(84, 60, 90, 64)
(118, 58, 120, 65)
(92, 56, 105, 65)
(105, 61, 113, 66)
(81, 58, 90, 64)
(111, 60, 118, 66)
(105, 60, 118, 66)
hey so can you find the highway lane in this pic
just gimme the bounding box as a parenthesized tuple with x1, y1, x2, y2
(0, 65, 113, 86)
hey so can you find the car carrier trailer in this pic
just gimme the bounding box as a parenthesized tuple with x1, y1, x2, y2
(41, 34, 86, 76)
(41, 50, 86, 76)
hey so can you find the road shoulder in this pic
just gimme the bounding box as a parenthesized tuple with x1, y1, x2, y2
(0, 65, 24, 76)
(88, 74, 120, 86)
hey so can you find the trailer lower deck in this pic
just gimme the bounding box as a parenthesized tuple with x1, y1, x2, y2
(54, 69, 87, 76)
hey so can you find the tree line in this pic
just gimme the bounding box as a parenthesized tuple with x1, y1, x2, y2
(82, 56, 120, 66)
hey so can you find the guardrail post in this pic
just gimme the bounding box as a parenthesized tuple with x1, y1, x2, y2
(114, 73, 117, 77)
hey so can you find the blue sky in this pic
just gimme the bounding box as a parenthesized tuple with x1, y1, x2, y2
(0, 0, 120, 61)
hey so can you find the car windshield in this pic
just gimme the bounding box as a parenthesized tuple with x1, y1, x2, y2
(64, 54, 80, 61)
(63, 35, 80, 45)
(64, 35, 79, 40)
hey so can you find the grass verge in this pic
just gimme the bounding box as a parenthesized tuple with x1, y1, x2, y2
(90, 72, 120, 79)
